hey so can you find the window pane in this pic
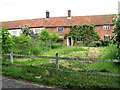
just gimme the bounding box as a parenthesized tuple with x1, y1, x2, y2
(35, 29, 40, 33)
(12, 31, 17, 34)
(57, 27, 63, 31)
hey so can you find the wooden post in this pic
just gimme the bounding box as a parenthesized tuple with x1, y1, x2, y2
(10, 51, 13, 64)
(56, 53, 59, 71)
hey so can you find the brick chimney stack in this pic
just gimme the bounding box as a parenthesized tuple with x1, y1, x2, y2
(46, 10, 50, 18)
(67, 10, 71, 19)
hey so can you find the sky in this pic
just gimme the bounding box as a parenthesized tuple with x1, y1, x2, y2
(0, 0, 120, 22)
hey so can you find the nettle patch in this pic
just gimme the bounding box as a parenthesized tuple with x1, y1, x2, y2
(64, 24, 100, 45)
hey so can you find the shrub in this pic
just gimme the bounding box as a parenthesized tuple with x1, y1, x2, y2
(0, 24, 14, 53)
(50, 43, 65, 49)
(100, 40, 111, 46)
(56, 38, 64, 42)
(89, 41, 101, 47)
(98, 45, 118, 59)
(11, 34, 30, 44)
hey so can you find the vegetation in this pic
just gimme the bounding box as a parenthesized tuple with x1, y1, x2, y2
(2, 64, 120, 88)
(20, 24, 34, 36)
(37, 27, 60, 43)
(112, 16, 120, 59)
(3, 45, 119, 74)
(1, 23, 119, 89)
(0, 24, 14, 53)
(64, 24, 100, 45)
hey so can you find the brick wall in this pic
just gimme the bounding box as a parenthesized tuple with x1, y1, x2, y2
(46, 25, 114, 45)
(94, 25, 114, 40)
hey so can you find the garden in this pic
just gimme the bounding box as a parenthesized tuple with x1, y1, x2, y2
(1, 17, 120, 89)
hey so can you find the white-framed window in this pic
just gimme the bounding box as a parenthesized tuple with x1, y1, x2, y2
(35, 29, 41, 33)
(104, 35, 110, 40)
(103, 25, 110, 30)
(57, 27, 63, 31)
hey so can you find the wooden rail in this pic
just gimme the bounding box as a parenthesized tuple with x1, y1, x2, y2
(0, 51, 120, 72)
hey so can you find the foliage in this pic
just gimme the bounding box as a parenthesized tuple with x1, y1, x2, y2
(37, 27, 62, 42)
(64, 24, 100, 45)
(12, 39, 52, 55)
(100, 40, 111, 46)
(112, 16, 120, 59)
(37, 27, 50, 41)
(20, 24, 34, 36)
(89, 41, 102, 47)
(0, 24, 14, 53)
(11, 34, 30, 44)
(2, 64, 120, 88)
(56, 38, 64, 42)
(50, 32, 59, 42)
(50, 43, 65, 49)
(98, 45, 118, 59)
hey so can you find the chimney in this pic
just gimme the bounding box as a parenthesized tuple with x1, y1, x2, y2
(46, 10, 50, 18)
(67, 10, 71, 19)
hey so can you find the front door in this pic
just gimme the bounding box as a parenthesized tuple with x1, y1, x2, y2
(67, 37, 72, 46)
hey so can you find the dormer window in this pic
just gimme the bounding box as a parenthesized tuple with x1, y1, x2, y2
(57, 27, 63, 31)
(103, 25, 110, 30)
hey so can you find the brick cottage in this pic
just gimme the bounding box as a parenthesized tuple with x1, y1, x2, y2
(1, 10, 117, 46)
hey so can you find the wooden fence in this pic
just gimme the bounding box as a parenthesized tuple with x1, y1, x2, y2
(0, 51, 120, 72)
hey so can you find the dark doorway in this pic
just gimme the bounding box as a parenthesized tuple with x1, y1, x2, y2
(69, 37, 72, 46)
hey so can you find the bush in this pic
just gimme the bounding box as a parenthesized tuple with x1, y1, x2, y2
(0, 24, 14, 53)
(98, 45, 118, 59)
(11, 34, 30, 44)
(56, 38, 64, 42)
(50, 43, 65, 49)
(89, 41, 101, 47)
(100, 40, 111, 46)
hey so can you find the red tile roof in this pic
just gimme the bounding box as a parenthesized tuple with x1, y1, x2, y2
(2, 14, 117, 29)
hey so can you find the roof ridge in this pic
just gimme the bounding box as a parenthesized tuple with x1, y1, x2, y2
(2, 14, 117, 23)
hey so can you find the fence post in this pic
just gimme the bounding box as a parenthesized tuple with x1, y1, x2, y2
(56, 53, 59, 71)
(10, 51, 13, 64)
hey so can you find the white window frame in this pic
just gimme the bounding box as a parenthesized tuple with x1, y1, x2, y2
(57, 27, 63, 31)
(103, 25, 110, 30)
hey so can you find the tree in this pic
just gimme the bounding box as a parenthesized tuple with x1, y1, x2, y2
(50, 32, 59, 42)
(112, 15, 120, 59)
(37, 27, 50, 41)
(20, 24, 34, 36)
(0, 24, 14, 53)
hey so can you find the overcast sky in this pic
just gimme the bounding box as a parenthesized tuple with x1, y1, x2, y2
(0, 0, 119, 22)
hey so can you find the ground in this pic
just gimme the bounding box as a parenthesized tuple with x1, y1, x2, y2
(2, 75, 64, 90)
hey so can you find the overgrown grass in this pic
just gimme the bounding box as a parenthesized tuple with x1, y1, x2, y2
(2, 64, 120, 89)
(98, 45, 118, 59)
(3, 45, 119, 74)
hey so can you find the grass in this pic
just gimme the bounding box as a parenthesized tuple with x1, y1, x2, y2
(3, 45, 120, 74)
(2, 64, 120, 88)
(98, 45, 118, 59)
